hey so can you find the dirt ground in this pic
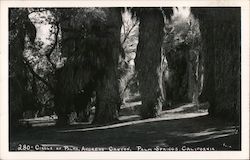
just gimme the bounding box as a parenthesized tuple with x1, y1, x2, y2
(9, 104, 240, 151)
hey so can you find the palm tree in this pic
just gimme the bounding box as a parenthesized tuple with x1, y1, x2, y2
(135, 8, 165, 118)
(55, 8, 123, 124)
(192, 8, 241, 122)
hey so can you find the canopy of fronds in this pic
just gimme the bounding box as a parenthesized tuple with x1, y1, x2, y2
(163, 7, 201, 53)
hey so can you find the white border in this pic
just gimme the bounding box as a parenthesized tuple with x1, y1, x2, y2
(0, 0, 249, 159)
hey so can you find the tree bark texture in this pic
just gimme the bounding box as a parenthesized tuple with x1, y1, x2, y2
(93, 8, 123, 124)
(187, 45, 201, 105)
(192, 8, 241, 122)
(55, 8, 123, 124)
(164, 45, 191, 107)
(9, 9, 37, 128)
(135, 8, 165, 118)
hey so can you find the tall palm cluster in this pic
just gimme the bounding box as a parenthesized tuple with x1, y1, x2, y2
(9, 7, 240, 129)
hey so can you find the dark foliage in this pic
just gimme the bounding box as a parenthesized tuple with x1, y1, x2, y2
(54, 8, 123, 124)
(9, 8, 37, 128)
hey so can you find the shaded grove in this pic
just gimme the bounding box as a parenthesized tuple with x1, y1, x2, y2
(9, 7, 240, 131)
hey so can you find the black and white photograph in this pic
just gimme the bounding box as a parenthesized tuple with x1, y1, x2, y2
(0, 0, 249, 160)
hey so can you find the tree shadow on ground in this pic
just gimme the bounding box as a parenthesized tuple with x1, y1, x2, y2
(10, 112, 240, 151)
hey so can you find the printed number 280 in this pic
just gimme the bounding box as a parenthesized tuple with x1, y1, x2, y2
(17, 144, 31, 151)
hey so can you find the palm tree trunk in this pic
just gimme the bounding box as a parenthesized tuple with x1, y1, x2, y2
(135, 8, 165, 118)
(93, 8, 123, 124)
(192, 8, 241, 122)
